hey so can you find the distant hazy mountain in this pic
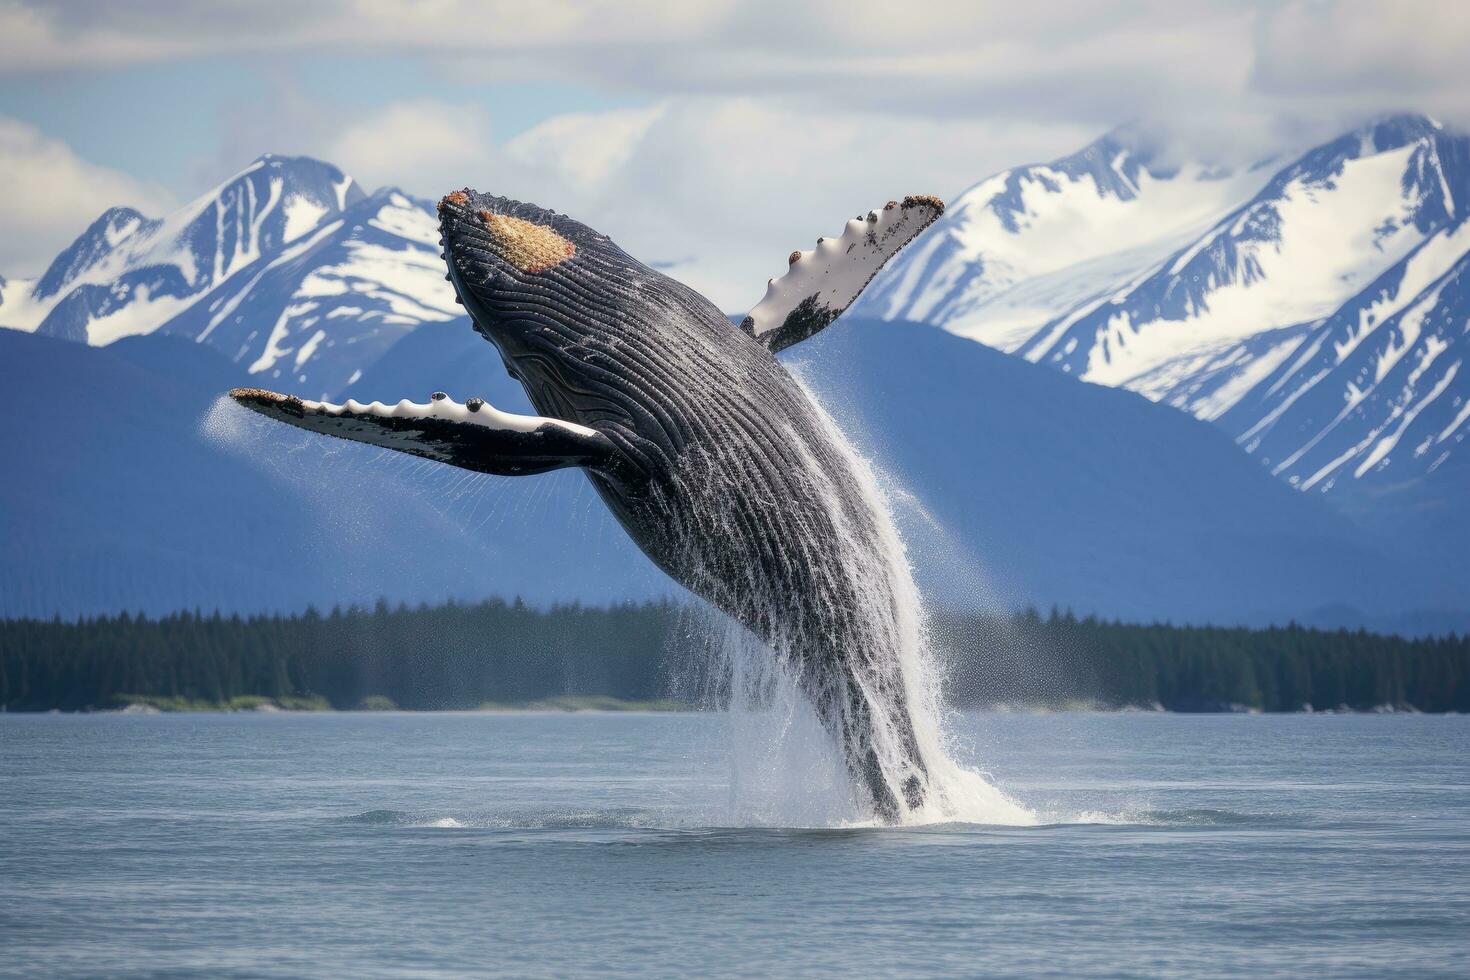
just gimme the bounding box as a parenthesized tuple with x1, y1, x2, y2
(4, 318, 1458, 630)
(0, 330, 661, 620)
(0, 154, 461, 397)
(859, 114, 1470, 507)
(798, 320, 1459, 631)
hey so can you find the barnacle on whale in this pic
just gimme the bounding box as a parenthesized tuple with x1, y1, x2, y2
(476, 211, 576, 274)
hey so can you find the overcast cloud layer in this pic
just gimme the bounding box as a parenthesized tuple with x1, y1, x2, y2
(2, 0, 1468, 307)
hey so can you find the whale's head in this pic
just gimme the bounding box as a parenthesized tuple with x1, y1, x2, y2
(437, 189, 682, 429)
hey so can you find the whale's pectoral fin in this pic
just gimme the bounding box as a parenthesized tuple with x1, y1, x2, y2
(740, 195, 944, 354)
(228, 388, 620, 477)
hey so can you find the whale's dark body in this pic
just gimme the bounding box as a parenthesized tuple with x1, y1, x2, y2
(232, 189, 944, 821)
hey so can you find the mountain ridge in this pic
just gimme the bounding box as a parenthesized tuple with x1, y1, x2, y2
(2, 126, 1465, 626)
(0, 153, 460, 397)
(7, 320, 1459, 629)
(859, 112, 1470, 513)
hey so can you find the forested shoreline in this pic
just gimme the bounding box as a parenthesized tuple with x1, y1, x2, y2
(1, 599, 1466, 713)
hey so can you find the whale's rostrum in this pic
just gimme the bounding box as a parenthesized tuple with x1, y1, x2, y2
(231, 188, 946, 822)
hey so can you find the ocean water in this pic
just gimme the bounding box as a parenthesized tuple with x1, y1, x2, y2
(2, 711, 1467, 977)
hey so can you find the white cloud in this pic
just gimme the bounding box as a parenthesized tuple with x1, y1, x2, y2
(0, 0, 720, 72)
(503, 106, 666, 192)
(478, 99, 1094, 311)
(252, 92, 1090, 312)
(0, 117, 174, 276)
(0, 1, 191, 72)
(8, 0, 1470, 134)
(1254, 1, 1470, 101)
(325, 99, 497, 195)
(6, 0, 1468, 309)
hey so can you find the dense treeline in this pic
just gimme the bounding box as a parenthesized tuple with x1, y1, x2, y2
(1, 601, 1466, 712)
(0, 599, 699, 712)
(938, 609, 1470, 712)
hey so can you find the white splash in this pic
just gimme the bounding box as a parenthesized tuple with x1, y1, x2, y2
(206, 380, 1034, 829)
(701, 381, 1035, 828)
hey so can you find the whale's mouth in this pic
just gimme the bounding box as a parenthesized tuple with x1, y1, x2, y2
(434, 189, 624, 429)
(435, 191, 559, 365)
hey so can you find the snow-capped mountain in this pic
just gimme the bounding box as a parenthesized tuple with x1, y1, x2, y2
(8, 321, 1457, 628)
(0, 154, 461, 396)
(861, 114, 1470, 502)
(1221, 218, 1470, 495)
(857, 128, 1277, 352)
(0, 143, 1464, 625)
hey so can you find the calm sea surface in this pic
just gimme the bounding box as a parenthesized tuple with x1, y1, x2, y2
(2, 711, 1467, 977)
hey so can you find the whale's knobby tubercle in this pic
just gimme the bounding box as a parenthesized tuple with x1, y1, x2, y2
(229, 386, 304, 416)
(902, 193, 945, 215)
(438, 191, 470, 214)
(476, 211, 576, 273)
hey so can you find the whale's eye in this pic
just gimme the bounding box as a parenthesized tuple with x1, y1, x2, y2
(476, 211, 576, 274)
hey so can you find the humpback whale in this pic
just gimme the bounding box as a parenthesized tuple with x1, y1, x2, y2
(231, 189, 944, 821)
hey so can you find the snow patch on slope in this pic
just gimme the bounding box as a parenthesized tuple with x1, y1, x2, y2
(861, 140, 1273, 353)
(861, 114, 1470, 499)
(1084, 144, 1426, 394)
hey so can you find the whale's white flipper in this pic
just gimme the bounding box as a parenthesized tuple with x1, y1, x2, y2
(229, 388, 618, 476)
(741, 195, 944, 353)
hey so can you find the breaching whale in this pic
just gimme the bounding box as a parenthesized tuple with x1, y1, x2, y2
(231, 189, 944, 821)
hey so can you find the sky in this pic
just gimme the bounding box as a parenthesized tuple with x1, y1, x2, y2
(2, 0, 1469, 309)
